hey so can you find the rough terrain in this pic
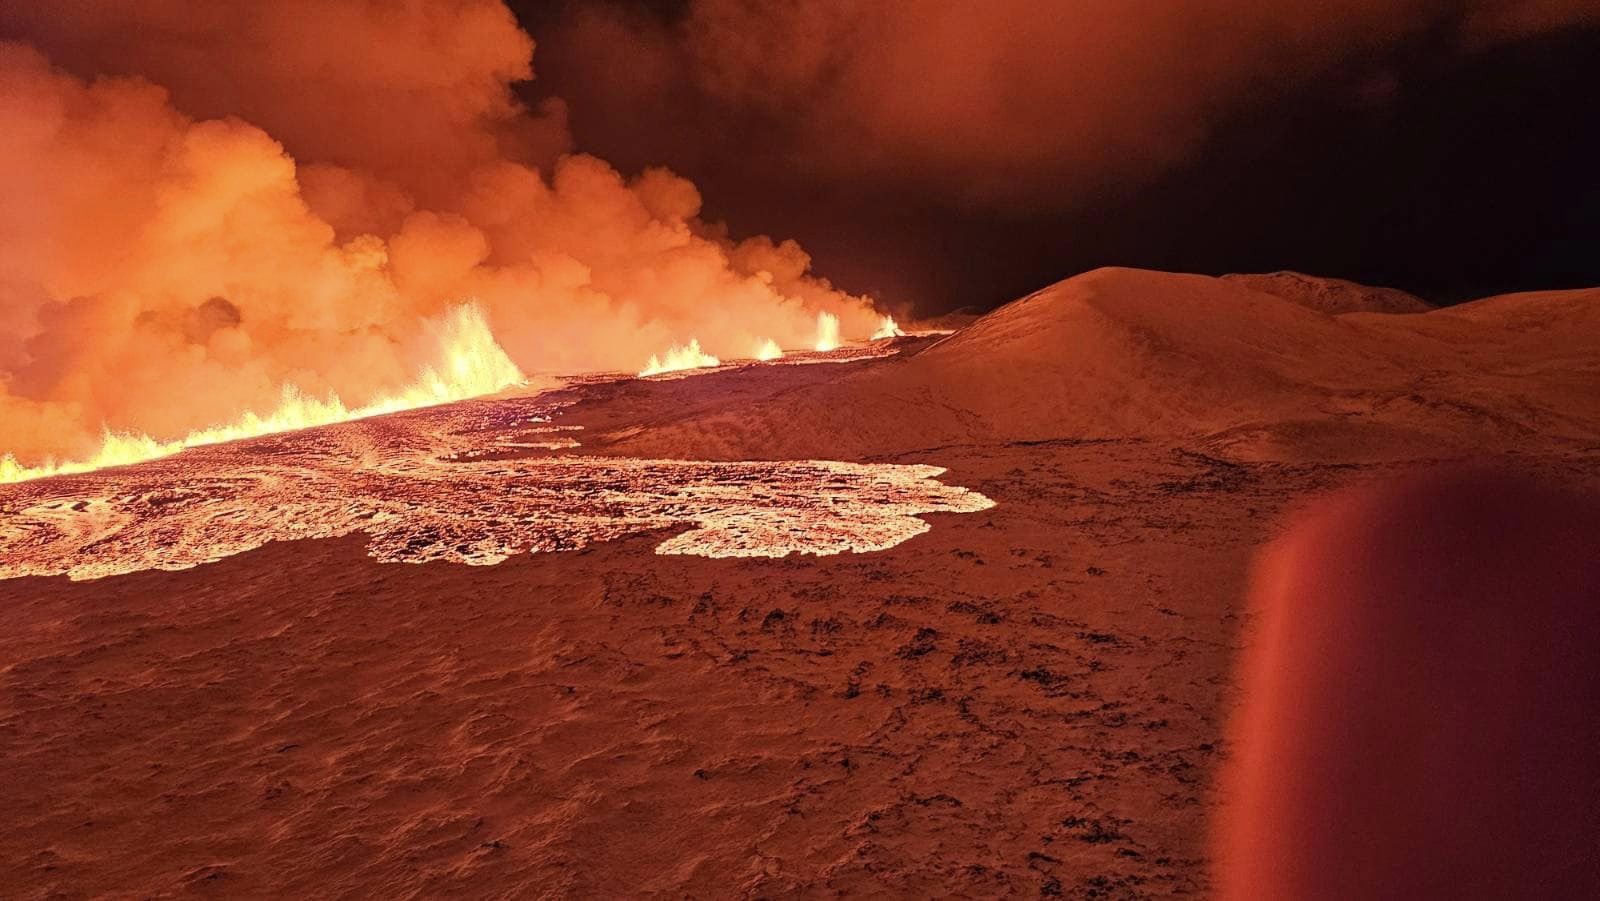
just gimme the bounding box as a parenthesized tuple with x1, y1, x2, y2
(3, 268, 1597, 897)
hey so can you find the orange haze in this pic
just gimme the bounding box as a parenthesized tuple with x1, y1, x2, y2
(0, 2, 882, 468)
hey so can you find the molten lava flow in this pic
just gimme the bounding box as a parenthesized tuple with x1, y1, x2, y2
(639, 339, 721, 377)
(0, 394, 997, 581)
(0, 303, 524, 484)
(872, 316, 905, 339)
(815, 312, 841, 352)
(754, 339, 784, 361)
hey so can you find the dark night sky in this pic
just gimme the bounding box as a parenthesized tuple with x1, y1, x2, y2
(511, 2, 1600, 314)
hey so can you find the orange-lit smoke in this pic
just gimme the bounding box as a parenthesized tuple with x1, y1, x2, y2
(552, 0, 1600, 210)
(0, 3, 884, 468)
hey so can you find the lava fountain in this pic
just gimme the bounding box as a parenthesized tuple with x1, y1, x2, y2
(0, 303, 524, 484)
(872, 316, 905, 339)
(815, 312, 841, 351)
(639, 339, 722, 376)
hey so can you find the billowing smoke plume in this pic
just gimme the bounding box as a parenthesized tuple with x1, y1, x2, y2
(548, 0, 1600, 209)
(0, 1, 881, 466)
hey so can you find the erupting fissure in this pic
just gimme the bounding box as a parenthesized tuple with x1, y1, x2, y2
(0, 32, 894, 472)
(815, 312, 841, 352)
(0, 304, 524, 484)
(639, 339, 721, 377)
(638, 313, 896, 378)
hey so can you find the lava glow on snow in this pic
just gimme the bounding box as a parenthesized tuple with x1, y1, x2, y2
(0, 387, 993, 582)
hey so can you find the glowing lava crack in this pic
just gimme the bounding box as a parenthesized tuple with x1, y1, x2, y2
(0, 395, 993, 581)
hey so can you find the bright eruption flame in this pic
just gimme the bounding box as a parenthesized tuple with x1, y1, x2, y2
(815, 312, 841, 352)
(754, 338, 784, 361)
(872, 315, 905, 339)
(0, 303, 524, 484)
(639, 339, 721, 377)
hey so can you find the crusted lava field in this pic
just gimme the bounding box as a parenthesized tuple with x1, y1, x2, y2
(0, 388, 990, 582)
(3, 269, 1599, 897)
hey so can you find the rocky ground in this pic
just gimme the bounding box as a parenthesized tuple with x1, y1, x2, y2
(3, 269, 1596, 897)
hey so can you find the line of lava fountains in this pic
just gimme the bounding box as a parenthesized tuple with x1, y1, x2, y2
(0, 303, 525, 484)
(637, 310, 894, 378)
(636, 312, 908, 379)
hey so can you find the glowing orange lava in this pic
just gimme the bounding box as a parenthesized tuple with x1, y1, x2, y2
(754, 338, 784, 361)
(815, 312, 841, 351)
(0, 393, 995, 581)
(872, 315, 906, 339)
(639, 339, 721, 377)
(0, 303, 524, 485)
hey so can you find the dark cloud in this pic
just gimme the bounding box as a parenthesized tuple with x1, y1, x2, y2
(519, 0, 1600, 311)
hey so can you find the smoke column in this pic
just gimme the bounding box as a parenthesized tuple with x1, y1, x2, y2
(0, 1, 882, 467)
